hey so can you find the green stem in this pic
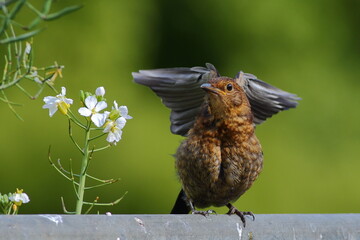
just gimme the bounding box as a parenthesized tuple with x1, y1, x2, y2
(75, 122, 91, 214)
(68, 110, 86, 130)
(93, 144, 111, 152)
(88, 132, 106, 141)
(83, 192, 127, 206)
(0, 73, 25, 90)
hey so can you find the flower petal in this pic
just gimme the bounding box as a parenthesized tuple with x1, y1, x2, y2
(84, 96, 97, 109)
(43, 103, 58, 117)
(10, 193, 30, 204)
(95, 101, 107, 112)
(114, 130, 122, 141)
(120, 106, 132, 119)
(106, 132, 116, 143)
(25, 42, 31, 54)
(60, 87, 66, 96)
(64, 98, 74, 105)
(19, 193, 30, 203)
(106, 130, 122, 144)
(116, 117, 126, 129)
(91, 113, 108, 127)
(78, 107, 92, 117)
(115, 117, 126, 129)
(113, 100, 118, 110)
(103, 125, 111, 133)
(43, 96, 57, 104)
(48, 106, 58, 117)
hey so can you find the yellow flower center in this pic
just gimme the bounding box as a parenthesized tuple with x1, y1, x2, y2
(57, 101, 70, 115)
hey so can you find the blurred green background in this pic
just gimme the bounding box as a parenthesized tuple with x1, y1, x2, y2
(1, 0, 360, 215)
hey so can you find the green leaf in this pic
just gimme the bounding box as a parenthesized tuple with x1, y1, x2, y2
(0, 0, 25, 36)
(25, 2, 42, 17)
(0, 28, 43, 44)
(8, 0, 25, 19)
(42, 0, 53, 15)
(0, 16, 9, 37)
(43, 5, 83, 21)
(0, 0, 19, 8)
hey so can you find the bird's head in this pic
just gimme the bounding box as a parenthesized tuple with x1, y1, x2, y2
(201, 77, 251, 118)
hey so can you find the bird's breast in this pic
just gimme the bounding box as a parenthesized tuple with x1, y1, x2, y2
(175, 114, 263, 207)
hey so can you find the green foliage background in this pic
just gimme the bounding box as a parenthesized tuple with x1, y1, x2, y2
(0, 0, 359, 214)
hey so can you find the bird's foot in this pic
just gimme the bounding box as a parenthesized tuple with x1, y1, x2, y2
(226, 203, 255, 227)
(191, 209, 216, 217)
(188, 201, 216, 217)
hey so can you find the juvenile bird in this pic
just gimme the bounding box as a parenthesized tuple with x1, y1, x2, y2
(133, 63, 299, 226)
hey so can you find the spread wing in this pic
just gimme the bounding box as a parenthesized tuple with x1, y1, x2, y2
(133, 63, 218, 136)
(133, 63, 300, 136)
(235, 71, 300, 124)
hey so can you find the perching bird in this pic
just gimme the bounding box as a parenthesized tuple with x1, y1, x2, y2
(133, 63, 299, 226)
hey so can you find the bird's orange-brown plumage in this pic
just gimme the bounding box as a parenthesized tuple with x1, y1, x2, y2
(133, 63, 300, 226)
(175, 77, 263, 209)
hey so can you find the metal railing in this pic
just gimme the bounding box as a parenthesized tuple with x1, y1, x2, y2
(1, 214, 360, 239)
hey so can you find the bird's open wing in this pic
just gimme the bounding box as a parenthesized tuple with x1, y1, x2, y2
(235, 71, 300, 124)
(133, 63, 218, 136)
(133, 63, 300, 136)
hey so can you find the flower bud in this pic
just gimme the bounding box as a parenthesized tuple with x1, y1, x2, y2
(84, 91, 92, 100)
(109, 109, 120, 120)
(80, 90, 85, 103)
(95, 86, 105, 97)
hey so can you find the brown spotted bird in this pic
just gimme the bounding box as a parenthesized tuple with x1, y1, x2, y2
(133, 63, 299, 226)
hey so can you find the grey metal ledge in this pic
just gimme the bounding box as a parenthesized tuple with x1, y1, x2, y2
(1, 214, 360, 240)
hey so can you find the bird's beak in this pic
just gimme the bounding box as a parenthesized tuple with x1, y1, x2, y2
(200, 83, 225, 95)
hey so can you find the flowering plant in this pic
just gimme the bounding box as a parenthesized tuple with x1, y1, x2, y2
(0, 189, 30, 215)
(44, 86, 131, 214)
(0, 0, 81, 120)
(0, 1, 127, 215)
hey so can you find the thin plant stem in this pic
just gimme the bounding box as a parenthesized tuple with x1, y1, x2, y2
(75, 121, 91, 214)
(83, 192, 127, 206)
(68, 119, 83, 154)
(48, 146, 79, 185)
(1, 89, 23, 120)
(69, 158, 79, 199)
(61, 197, 75, 214)
(86, 174, 119, 183)
(67, 109, 86, 129)
(84, 197, 98, 214)
(88, 132, 107, 141)
(84, 179, 119, 190)
(93, 144, 111, 152)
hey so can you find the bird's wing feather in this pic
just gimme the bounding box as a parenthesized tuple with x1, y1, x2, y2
(133, 63, 300, 136)
(235, 71, 300, 124)
(133, 65, 217, 136)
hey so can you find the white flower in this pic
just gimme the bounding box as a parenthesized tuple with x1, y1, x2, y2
(95, 86, 105, 97)
(78, 95, 108, 127)
(25, 42, 31, 55)
(9, 190, 30, 205)
(103, 117, 126, 144)
(113, 101, 132, 119)
(43, 87, 73, 117)
(32, 71, 42, 84)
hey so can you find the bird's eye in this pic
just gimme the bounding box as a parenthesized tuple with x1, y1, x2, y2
(226, 83, 233, 91)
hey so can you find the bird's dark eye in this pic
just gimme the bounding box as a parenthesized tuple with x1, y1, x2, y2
(226, 83, 233, 91)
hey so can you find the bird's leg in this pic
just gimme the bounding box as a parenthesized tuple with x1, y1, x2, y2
(189, 201, 216, 216)
(226, 203, 255, 227)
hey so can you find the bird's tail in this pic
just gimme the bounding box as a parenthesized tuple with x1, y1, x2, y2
(170, 189, 191, 214)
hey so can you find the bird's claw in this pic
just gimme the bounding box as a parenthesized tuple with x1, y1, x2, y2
(191, 209, 216, 217)
(226, 203, 254, 227)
